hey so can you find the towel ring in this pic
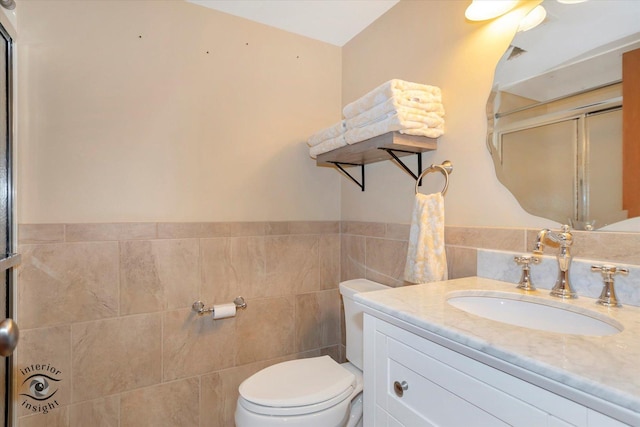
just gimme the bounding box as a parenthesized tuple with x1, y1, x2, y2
(415, 160, 453, 195)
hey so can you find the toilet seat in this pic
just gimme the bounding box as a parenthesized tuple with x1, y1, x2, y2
(238, 356, 356, 417)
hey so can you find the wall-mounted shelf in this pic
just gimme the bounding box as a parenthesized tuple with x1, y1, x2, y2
(316, 132, 438, 191)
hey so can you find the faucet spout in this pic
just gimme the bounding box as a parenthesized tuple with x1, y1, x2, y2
(532, 225, 577, 299)
(532, 228, 549, 257)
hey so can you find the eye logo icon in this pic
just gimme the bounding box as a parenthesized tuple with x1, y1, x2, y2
(19, 363, 63, 414)
(21, 374, 59, 401)
(28, 376, 52, 399)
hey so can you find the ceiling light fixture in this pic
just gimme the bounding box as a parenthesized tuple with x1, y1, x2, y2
(465, 0, 519, 21)
(557, 0, 588, 4)
(517, 5, 547, 32)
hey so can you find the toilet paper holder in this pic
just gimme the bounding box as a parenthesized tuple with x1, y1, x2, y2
(192, 296, 247, 316)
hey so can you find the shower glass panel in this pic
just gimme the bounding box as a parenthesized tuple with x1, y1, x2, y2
(496, 101, 623, 229)
(0, 19, 13, 427)
(500, 120, 577, 224)
(587, 108, 625, 227)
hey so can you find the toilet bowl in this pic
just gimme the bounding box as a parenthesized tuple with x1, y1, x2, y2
(234, 278, 389, 427)
(235, 356, 363, 427)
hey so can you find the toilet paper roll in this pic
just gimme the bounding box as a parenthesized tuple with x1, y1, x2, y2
(212, 303, 236, 320)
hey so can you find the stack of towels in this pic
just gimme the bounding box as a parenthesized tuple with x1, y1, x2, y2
(307, 120, 347, 159)
(343, 79, 445, 144)
(308, 79, 444, 158)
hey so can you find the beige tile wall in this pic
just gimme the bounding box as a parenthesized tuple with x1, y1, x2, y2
(340, 222, 484, 287)
(16, 222, 342, 427)
(17, 220, 640, 426)
(340, 222, 640, 285)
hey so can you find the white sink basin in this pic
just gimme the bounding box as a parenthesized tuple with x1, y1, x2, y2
(447, 291, 623, 336)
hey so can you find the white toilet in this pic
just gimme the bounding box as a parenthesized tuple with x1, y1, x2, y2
(235, 278, 389, 427)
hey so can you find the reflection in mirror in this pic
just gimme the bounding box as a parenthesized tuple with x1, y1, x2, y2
(486, 1, 640, 230)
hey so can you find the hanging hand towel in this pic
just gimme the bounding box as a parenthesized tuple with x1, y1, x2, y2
(404, 192, 448, 284)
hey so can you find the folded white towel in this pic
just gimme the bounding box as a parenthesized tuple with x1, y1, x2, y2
(307, 121, 347, 147)
(345, 98, 444, 129)
(401, 125, 445, 139)
(346, 108, 444, 130)
(404, 192, 448, 284)
(309, 134, 347, 159)
(343, 79, 442, 118)
(344, 112, 444, 145)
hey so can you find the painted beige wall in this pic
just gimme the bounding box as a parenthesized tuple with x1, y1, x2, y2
(17, 0, 342, 224)
(341, 0, 640, 232)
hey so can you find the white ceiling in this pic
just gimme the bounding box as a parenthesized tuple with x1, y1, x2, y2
(187, 0, 399, 46)
(496, 0, 640, 100)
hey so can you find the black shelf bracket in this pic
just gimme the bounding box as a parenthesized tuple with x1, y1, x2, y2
(329, 161, 365, 191)
(378, 148, 424, 186)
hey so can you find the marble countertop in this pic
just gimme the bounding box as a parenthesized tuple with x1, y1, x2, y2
(355, 277, 640, 416)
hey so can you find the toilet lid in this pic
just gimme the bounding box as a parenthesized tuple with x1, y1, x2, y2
(238, 356, 356, 408)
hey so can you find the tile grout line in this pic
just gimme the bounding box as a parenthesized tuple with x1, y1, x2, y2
(160, 305, 165, 386)
(69, 322, 74, 414)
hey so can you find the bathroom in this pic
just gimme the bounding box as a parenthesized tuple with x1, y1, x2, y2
(4, 0, 640, 426)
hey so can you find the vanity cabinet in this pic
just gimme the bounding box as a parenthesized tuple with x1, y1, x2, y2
(363, 314, 629, 427)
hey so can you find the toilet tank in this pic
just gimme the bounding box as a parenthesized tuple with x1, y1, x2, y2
(339, 278, 389, 370)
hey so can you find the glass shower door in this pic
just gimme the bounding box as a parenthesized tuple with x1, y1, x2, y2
(0, 18, 17, 427)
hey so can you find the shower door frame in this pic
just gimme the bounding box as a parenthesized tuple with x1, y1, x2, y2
(0, 13, 16, 427)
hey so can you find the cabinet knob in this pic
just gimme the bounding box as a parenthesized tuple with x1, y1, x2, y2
(393, 380, 408, 397)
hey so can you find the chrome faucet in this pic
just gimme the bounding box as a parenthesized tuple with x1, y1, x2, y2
(532, 225, 577, 299)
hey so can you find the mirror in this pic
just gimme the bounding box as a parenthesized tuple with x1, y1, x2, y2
(487, 1, 640, 230)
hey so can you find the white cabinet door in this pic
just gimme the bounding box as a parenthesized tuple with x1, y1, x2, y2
(387, 354, 509, 426)
(587, 409, 631, 426)
(548, 415, 577, 427)
(364, 314, 640, 427)
(374, 407, 408, 427)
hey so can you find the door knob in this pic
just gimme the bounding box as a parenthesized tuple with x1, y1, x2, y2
(0, 318, 19, 357)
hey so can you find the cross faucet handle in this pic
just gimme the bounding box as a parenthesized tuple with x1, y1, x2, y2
(514, 255, 540, 267)
(514, 255, 540, 291)
(590, 265, 629, 280)
(591, 265, 629, 307)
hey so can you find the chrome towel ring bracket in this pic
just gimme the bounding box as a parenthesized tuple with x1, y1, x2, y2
(415, 160, 453, 195)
